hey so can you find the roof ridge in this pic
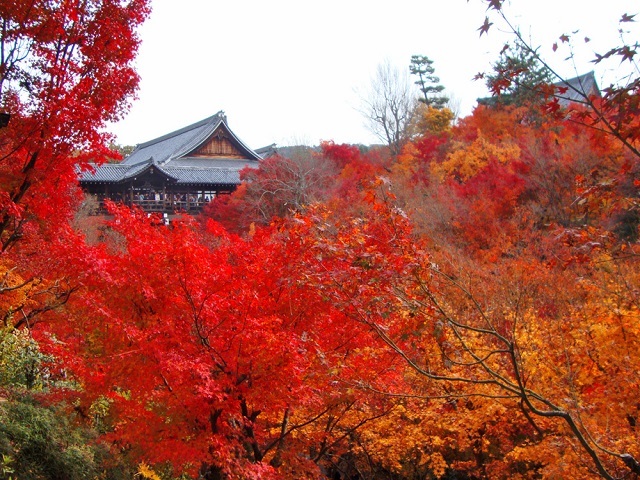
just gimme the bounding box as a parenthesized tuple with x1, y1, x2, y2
(554, 71, 596, 87)
(134, 111, 225, 150)
(82, 162, 132, 168)
(163, 165, 237, 170)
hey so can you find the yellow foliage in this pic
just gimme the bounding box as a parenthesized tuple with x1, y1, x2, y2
(136, 462, 161, 480)
(0, 260, 75, 331)
(411, 105, 454, 135)
(432, 134, 521, 181)
(423, 452, 447, 477)
(0, 261, 32, 324)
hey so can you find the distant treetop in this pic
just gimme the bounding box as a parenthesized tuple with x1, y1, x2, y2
(409, 55, 449, 109)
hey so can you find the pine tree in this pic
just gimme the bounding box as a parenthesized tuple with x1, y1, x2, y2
(409, 55, 449, 109)
(485, 40, 553, 106)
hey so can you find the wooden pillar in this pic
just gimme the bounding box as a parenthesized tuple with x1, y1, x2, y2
(163, 184, 167, 212)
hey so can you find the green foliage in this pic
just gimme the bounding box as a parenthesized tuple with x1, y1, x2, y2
(0, 329, 138, 479)
(0, 454, 15, 480)
(485, 40, 553, 106)
(0, 396, 106, 480)
(409, 55, 448, 108)
(108, 143, 136, 162)
(0, 326, 51, 390)
(88, 395, 114, 434)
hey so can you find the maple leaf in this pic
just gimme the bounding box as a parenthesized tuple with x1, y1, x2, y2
(620, 13, 636, 23)
(618, 45, 637, 62)
(559, 34, 570, 43)
(542, 97, 562, 115)
(552, 43, 558, 52)
(485, 0, 503, 11)
(478, 17, 493, 37)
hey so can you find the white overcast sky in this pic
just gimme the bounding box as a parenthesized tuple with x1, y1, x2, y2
(108, 0, 639, 149)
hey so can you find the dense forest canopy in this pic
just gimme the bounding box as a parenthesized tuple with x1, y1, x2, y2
(0, 1, 639, 479)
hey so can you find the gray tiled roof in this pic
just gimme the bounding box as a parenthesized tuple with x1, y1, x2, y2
(167, 158, 259, 169)
(79, 164, 134, 182)
(122, 111, 262, 167)
(125, 161, 155, 179)
(123, 117, 220, 166)
(554, 71, 600, 107)
(163, 167, 244, 185)
(79, 159, 253, 186)
(78, 159, 165, 182)
(255, 143, 278, 158)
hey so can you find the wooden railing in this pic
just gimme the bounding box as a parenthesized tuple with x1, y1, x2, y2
(90, 197, 211, 215)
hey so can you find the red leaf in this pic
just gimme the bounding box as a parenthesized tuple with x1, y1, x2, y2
(621, 13, 636, 23)
(618, 45, 636, 62)
(478, 17, 493, 37)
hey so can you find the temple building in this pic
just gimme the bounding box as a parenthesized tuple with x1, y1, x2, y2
(79, 111, 270, 214)
(552, 71, 600, 108)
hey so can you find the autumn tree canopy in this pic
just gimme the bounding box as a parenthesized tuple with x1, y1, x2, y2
(1, 0, 640, 479)
(0, 0, 150, 250)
